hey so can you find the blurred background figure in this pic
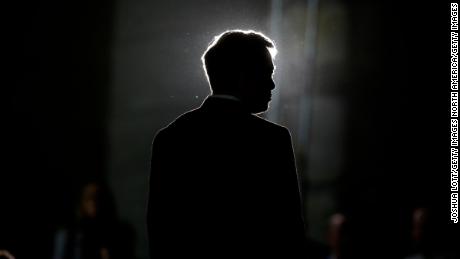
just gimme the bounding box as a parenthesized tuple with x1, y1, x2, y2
(404, 208, 456, 259)
(53, 180, 136, 259)
(326, 213, 346, 259)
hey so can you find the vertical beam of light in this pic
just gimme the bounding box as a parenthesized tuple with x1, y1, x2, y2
(267, 0, 282, 123)
(297, 0, 319, 153)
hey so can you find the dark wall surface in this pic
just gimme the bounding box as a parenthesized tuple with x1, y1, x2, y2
(3, 0, 114, 257)
(338, 2, 456, 258)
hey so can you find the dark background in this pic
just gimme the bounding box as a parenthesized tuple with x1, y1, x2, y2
(2, 0, 457, 258)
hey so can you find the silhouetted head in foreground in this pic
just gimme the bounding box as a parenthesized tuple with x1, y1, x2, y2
(202, 30, 277, 114)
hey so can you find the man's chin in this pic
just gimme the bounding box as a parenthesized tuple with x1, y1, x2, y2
(250, 103, 270, 114)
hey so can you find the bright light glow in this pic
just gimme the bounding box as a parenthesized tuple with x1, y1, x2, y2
(268, 46, 278, 59)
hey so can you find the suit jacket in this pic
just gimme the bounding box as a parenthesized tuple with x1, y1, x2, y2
(147, 96, 306, 258)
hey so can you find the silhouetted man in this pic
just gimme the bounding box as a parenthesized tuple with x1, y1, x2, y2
(147, 30, 306, 258)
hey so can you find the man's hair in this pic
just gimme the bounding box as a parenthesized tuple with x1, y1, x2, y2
(201, 30, 277, 93)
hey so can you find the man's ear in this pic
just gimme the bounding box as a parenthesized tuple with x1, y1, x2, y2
(235, 70, 250, 91)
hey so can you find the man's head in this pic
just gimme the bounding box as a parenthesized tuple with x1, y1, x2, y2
(202, 30, 277, 114)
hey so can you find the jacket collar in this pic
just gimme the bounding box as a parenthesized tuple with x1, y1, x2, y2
(200, 95, 249, 114)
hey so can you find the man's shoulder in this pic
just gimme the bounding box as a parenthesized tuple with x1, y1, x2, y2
(153, 109, 201, 138)
(154, 108, 291, 140)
